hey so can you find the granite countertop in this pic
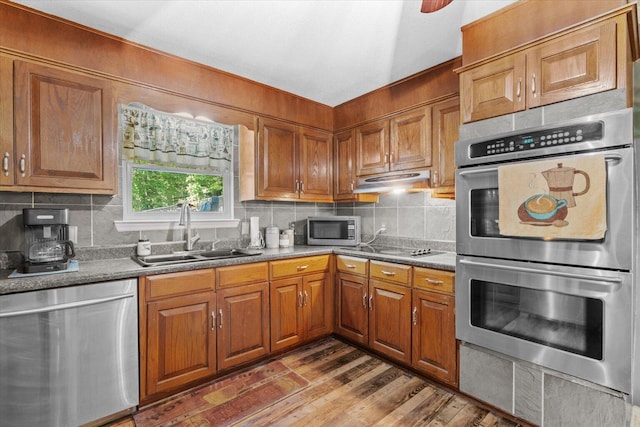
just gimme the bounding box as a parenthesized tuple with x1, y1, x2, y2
(0, 246, 456, 296)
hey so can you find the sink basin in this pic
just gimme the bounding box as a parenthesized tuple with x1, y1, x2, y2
(132, 249, 261, 267)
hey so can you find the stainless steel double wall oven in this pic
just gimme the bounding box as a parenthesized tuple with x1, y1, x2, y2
(455, 108, 635, 394)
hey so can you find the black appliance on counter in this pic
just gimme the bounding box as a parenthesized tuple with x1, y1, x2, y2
(20, 208, 75, 273)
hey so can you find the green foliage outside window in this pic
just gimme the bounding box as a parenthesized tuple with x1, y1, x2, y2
(131, 167, 224, 213)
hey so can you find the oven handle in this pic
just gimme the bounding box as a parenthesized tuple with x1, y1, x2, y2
(457, 154, 622, 177)
(458, 259, 623, 284)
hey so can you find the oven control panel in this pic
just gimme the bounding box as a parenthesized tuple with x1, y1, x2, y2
(469, 121, 603, 158)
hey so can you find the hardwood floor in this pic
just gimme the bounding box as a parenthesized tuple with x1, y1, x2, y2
(111, 338, 531, 427)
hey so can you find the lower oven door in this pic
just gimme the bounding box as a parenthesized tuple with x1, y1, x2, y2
(455, 147, 634, 270)
(456, 255, 632, 394)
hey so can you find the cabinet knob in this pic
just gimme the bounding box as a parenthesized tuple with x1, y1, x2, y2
(2, 152, 8, 176)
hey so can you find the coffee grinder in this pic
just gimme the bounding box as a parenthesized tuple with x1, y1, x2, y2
(20, 208, 75, 273)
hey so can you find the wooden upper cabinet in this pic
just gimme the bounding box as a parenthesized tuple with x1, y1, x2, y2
(334, 129, 356, 200)
(431, 97, 460, 196)
(460, 17, 628, 123)
(299, 128, 333, 202)
(0, 57, 13, 187)
(255, 118, 332, 202)
(526, 21, 617, 109)
(355, 119, 388, 176)
(12, 60, 117, 193)
(389, 107, 431, 172)
(257, 118, 298, 199)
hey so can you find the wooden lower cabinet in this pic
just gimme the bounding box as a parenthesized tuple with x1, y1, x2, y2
(217, 282, 270, 370)
(140, 269, 217, 404)
(336, 272, 368, 344)
(412, 289, 457, 386)
(369, 279, 412, 364)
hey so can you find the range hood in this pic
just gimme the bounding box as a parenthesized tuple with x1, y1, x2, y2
(353, 169, 431, 193)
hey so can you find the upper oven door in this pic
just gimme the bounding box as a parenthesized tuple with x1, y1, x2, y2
(455, 147, 634, 270)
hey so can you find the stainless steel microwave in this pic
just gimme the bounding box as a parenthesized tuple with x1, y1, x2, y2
(307, 216, 361, 246)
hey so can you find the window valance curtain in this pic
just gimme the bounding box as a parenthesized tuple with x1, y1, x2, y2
(118, 103, 235, 172)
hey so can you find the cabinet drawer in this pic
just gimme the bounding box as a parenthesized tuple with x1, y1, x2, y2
(270, 255, 330, 279)
(370, 261, 411, 286)
(413, 267, 454, 294)
(336, 255, 368, 276)
(216, 262, 269, 288)
(144, 269, 215, 300)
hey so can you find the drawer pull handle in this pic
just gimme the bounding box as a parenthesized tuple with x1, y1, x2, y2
(218, 309, 223, 329)
(425, 279, 444, 285)
(362, 293, 367, 308)
(345, 264, 356, 269)
(368, 295, 373, 310)
(303, 290, 308, 306)
(296, 265, 308, 271)
(298, 291, 303, 307)
(19, 154, 26, 177)
(412, 307, 417, 326)
(2, 152, 8, 176)
(211, 311, 216, 331)
(381, 270, 396, 276)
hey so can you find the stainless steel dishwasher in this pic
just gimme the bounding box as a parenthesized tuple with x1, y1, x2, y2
(0, 279, 139, 426)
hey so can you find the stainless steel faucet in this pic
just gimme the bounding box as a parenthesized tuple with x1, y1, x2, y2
(178, 202, 200, 251)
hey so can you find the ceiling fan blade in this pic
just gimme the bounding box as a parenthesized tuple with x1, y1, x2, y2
(421, 0, 453, 13)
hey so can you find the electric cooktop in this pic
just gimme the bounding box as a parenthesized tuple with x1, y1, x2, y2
(340, 245, 445, 258)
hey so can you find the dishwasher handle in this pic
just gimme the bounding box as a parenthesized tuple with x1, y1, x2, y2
(0, 293, 135, 318)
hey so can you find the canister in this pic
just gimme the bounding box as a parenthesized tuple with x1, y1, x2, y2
(265, 226, 279, 249)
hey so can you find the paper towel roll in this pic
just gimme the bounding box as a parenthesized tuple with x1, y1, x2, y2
(250, 216, 260, 244)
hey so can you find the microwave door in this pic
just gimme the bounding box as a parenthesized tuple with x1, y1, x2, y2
(455, 148, 634, 270)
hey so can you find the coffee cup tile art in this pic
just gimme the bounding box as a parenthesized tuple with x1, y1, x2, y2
(524, 194, 568, 220)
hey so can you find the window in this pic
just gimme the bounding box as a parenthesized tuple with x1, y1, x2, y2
(115, 103, 238, 231)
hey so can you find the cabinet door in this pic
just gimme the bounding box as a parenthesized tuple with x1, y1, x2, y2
(356, 119, 388, 176)
(460, 54, 526, 123)
(302, 271, 333, 341)
(335, 272, 368, 344)
(13, 60, 117, 193)
(270, 277, 303, 352)
(217, 282, 270, 370)
(412, 289, 457, 386)
(257, 119, 298, 199)
(431, 97, 460, 194)
(334, 129, 356, 200)
(299, 128, 333, 202)
(0, 56, 13, 187)
(527, 21, 616, 109)
(369, 279, 412, 364)
(146, 292, 217, 396)
(389, 107, 431, 172)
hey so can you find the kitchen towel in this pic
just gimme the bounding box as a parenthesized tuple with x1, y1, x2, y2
(498, 154, 607, 240)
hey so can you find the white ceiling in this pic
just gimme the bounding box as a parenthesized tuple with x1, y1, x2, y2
(12, 0, 516, 107)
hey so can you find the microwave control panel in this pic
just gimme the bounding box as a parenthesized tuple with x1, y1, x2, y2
(469, 121, 603, 158)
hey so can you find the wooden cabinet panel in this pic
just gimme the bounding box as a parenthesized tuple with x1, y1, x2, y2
(335, 272, 368, 345)
(336, 255, 368, 276)
(145, 292, 216, 397)
(460, 54, 526, 123)
(413, 267, 455, 295)
(431, 97, 459, 196)
(334, 129, 356, 200)
(217, 282, 270, 370)
(270, 277, 304, 351)
(216, 262, 268, 289)
(369, 279, 412, 364)
(527, 21, 617, 108)
(13, 60, 117, 193)
(412, 289, 457, 386)
(145, 269, 215, 300)
(370, 260, 412, 286)
(270, 254, 331, 279)
(0, 56, 13, 187)
(299, 128, 333, 202)
(356, 119, 388, 176)
(389, 107, 431, 172)
(257, 118, 298, 199)
(303, 272, 333, 340)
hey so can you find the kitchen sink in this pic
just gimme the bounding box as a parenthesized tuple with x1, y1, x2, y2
(132, 248, 262, 267)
